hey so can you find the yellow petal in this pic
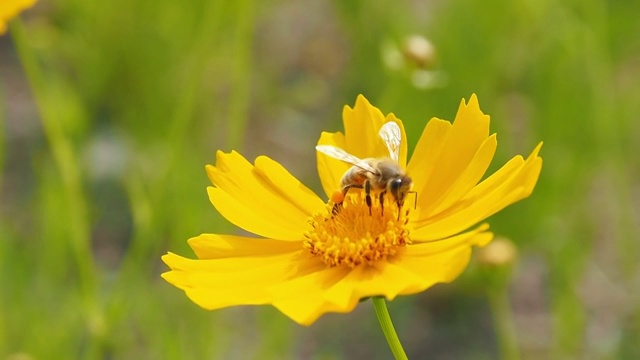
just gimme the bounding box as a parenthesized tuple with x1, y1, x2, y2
(271, 263, 421, 324)
(316, 95, 409, 198)
(397, 245, 473, 286)
(161, 248, 323, 310)
(316, 131, 350, 198)
(0, 0, 36, 34)
(272, 241, 486, 326)
(206, 151, 324, 240)
(412, 143, 543, 241)
(254, 156, 326, 214)
(270, 266, 352, 325)
(416, 134, 497, 217)
(342, 95, 392, 159)
(408, 94, 492, 212)
(187, 234, 303, 259)
(406, 118, 452, 191)
(392, 226, 492, 288)
(322, 261, 427, 307)
(410, 223, 492, 247)
(273, 263, 422, 326)
(269, 256, 435, 325)
(166, 227, 492, 326)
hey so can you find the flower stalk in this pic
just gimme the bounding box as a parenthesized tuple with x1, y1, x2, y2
(488, 286, 520, 360)
(477, 238, 520, 360)
(10, 18, 96, 297)
(373, 297, 408, 360)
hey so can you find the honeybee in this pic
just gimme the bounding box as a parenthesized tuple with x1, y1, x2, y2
(316, 121, 414, 216)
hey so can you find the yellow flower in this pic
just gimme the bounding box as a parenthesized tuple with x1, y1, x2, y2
(0, 0, 37, 34)
(162, 95, 542, 326)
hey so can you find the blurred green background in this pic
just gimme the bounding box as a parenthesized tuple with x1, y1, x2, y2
(2, 0, 639, 358)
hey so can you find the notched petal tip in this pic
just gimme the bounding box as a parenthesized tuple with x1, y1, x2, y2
(161, 252, 177, 267)
(161, 251, 194, 267)
(467, 93, 480, 106)
(206, 150, 246, 183)
(316, 130, 346, 147)
(457, 94, 488, 122)
(160, 269, 192, 289)
(351, 94, 382, 114)
(517, 142, 544, 197)
(344, 94, 383, 125)
(356, 93, 369, 101)
(205, 164, 215, 184)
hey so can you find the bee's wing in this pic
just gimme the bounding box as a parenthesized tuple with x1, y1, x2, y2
(315, 145, 378, 173)
(378, 122, 402, 162)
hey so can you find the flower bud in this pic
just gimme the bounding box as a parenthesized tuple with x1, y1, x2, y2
(476, 237, 518, 267)
(402, 35, 436, 69)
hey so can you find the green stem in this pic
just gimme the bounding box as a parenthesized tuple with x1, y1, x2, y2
(10, 18, 101, 356)
(226, 0, 255, 151)
(488, 287, 520, 360)
(373, 297, 408, 360)
(10, 18, 96, 296)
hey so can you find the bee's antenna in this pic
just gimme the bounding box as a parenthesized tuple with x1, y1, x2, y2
(408, 191, 418, 209)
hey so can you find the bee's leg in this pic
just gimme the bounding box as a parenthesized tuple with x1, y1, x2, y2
(410, 191, 418, 209)
(364, 180, 372, 215)
(378, 191, 386, 216)
(331, 202, 342, 216)
(334, 184, 363, 215)
(331, 190, 346, 215)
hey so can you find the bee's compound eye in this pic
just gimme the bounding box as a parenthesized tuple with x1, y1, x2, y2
(389, 178, 402, 194)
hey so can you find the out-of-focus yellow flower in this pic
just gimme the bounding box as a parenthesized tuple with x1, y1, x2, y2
(0, 0, 37, 34)
(162, 95, 543, 326)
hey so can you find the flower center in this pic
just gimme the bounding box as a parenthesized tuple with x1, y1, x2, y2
(304, 192, 411, 268)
